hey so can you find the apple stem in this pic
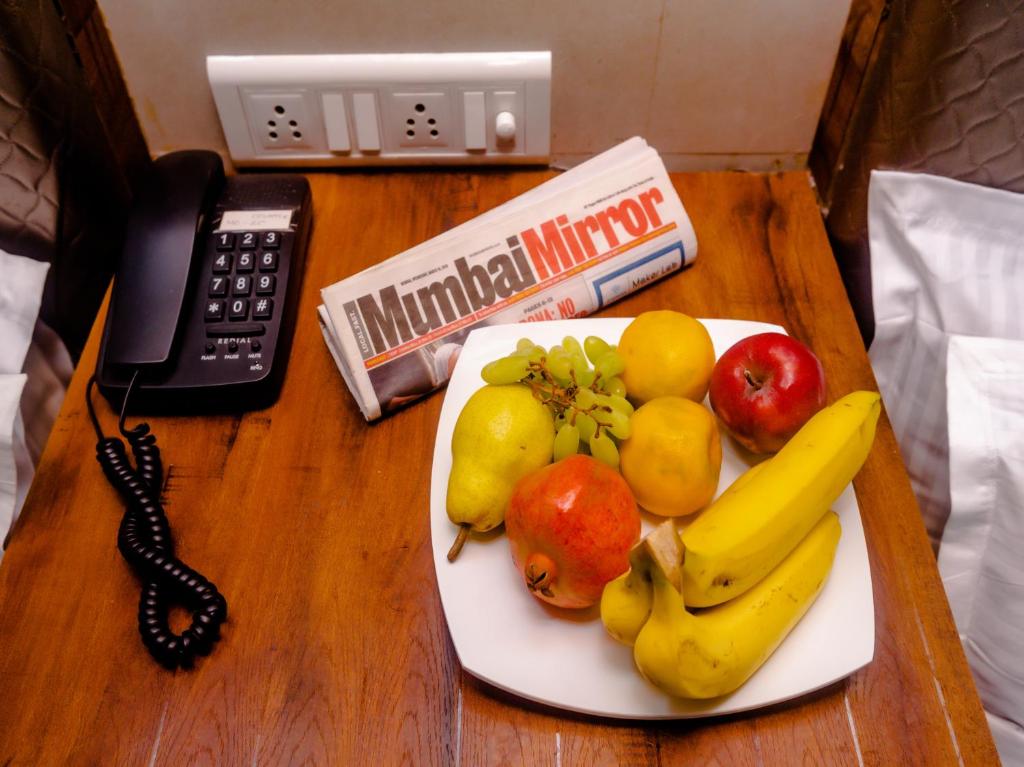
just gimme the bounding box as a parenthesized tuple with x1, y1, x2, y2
(744, 370, 763, 391)
(447, 524, 471, 562)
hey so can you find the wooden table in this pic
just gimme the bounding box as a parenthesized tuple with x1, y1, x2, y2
(0, 170, 998, 765)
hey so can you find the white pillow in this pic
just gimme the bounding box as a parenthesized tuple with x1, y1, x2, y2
(0, 249, 50, 558)
(0, 374, 30, 549)
(21, 319, 74, 465)
(868, 171, 1024, 548)
(940, 334, 1024, 765)
(0, 250, 49, 373)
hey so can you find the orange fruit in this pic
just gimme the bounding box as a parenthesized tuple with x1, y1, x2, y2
(618, 311, 716, 404)
(619, 396, 722, 517)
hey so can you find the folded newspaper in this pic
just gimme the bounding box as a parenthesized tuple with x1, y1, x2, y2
(318, 137, 698, 420)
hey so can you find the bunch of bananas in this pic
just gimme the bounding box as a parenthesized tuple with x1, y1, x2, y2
(600, 390, 881, 699)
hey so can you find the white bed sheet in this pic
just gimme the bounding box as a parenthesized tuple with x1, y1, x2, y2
(1, 248, 69, 559)
(867, 171, 1024, 764)
(869, 170, 1024, 547)
(941, 335, 1024, 765)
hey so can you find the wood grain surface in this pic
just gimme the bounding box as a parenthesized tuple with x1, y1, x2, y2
(0, 171, 998, 765)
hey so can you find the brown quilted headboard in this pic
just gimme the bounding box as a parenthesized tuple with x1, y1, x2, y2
(819, 0, 1024, 345)
(1, 0, 140, 359)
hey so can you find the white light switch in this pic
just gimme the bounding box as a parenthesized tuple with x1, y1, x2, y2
(495, 111, 516, 143)
(352, 92, 381, 152)
(321, 93, 350, 152)
(463, 91, 486, 151)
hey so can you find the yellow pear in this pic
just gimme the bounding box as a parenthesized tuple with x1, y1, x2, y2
(446, 384, 554, 561)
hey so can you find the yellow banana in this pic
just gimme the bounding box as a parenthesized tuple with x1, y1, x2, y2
(600, 391, 878, 641)
(680, 390, 879, 607)
(600, 547, 654, 645)
(633, 511, 841, 699)
(600, 521, 686, 645)
(599, 464, 776, 644)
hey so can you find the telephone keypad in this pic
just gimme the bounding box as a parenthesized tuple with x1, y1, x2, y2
(255, 274, 275, 295)
(208, 229, 286, 342)
(236, 252, 255, 272)
(213, 253, 232, 273)
(205, 300, 225, 321)
(232, 275, 252, 296)
(228, 298, 249, 320)
(253, 297, 273, 320)
(258, 252, 279, 272)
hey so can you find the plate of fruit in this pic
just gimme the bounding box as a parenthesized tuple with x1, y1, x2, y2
(429, 314, 878, 719)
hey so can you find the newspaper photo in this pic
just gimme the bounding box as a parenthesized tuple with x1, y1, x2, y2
(319, 137, 699, 420)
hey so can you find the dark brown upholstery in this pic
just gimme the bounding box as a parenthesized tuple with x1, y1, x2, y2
(1, 0, 132, 359)
(824, 1, 1024, 345)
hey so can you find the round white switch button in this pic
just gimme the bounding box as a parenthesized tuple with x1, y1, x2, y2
(495, 111, 516, 142)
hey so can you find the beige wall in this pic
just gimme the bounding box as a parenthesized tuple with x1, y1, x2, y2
(98, 0, 851, 171)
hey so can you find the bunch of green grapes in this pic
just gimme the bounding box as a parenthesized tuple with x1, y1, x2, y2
(480, 335, 634, 468)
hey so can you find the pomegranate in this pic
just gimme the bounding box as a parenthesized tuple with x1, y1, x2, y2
(505, 454, 641, 609)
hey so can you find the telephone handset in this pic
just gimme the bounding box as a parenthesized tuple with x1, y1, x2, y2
(96, 149, 312, 412)
(87, 151, 311, 668)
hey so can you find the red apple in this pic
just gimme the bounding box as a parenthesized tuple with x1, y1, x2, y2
(708, 332, 826, 454)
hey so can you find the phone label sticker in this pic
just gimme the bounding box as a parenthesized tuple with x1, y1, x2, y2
(218, 210, 292, 231)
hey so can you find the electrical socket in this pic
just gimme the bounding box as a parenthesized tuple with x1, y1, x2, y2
(244, 92, 314, 150)
(207, 52, 551, 166)
(390, 91, 451, 148)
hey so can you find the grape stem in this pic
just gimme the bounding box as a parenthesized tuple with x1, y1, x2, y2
(447, 524, 471, 562)
(523, 358, 615, 436)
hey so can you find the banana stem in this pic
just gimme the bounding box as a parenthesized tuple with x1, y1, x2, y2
(447, 524, 471, 562)
(642, 520, 685, 592)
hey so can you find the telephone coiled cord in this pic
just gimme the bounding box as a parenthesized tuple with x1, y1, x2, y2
(86, 373, 227, 668)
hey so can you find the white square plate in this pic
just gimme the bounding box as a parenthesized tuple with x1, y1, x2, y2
(429, 318, 874, 719)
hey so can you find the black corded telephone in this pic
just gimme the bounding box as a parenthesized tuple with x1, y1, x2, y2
(86, 150, 312, 668)
(95, 149, 312, 411)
